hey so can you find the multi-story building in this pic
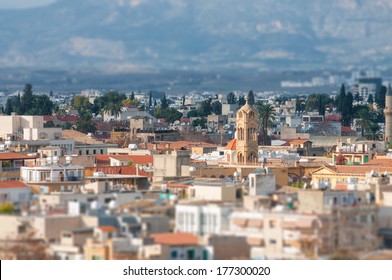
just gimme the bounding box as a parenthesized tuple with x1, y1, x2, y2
(175, 202, 233, 236)
(20, 157, 84, 194)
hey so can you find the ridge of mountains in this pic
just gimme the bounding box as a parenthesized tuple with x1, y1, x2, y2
(0, 0, 391, 82)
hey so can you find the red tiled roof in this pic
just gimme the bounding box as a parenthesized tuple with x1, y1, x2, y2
(96, 122, 113, 132)
(58, 115, 78, 122)
(0, 152, 38, 160)
(317, 165, 392, 175)
(225, 139, 237, 150)
(109, 155, 153, 165)
(0, 180, 29, 189)
(95, 155, 111, 164)
(98, 226, 117, 232)
(325, 115, 341, 122)
(43, 115, 54, 122)
(180, 118, 190, 123)
(341, 126, 355, 133)
(367, 158, 392, 167)
(151, 233, 199, 246)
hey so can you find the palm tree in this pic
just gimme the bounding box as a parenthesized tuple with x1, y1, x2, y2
(366, 122, 382, 141)
(355, 108, 370, 137)
(254, 102, 276, 145)
(103, 101, 122, 119)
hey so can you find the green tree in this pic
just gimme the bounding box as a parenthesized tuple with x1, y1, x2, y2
(354, 92, 360, 102)
(20, 83, 33, 115)
(317, 94, 326, 116)
(198, 99, 212, 117)
(376, 85, 387, 109)
(211, 100, 222, 115)
(72, 96, 92, 114)
(130, 92, 135, 101)
(355, 108, 371, 137)
(161, 93, 168, 109)
(296, 97, 305, 113)
(102, 91, 126, 118)
(4, 98, 13, 115)
(75, 112, 97, 134)
(255, 102, 276, 145)
(148, 91, 152, 108)
(337, 84, 346, 113)
(342, 92, 353, 126)
(192, 117, 207, 129)
(182, 95, 185, 106)
(187, 110, 199, 118)
(367, 94, 374, 104)
(247, 90, 255, 105)
(154, 107, 182, 123)
(227, 92, 236, 104)
(305, 94, 318, 111)
(366, 122, 382, 141)
(238, 96, 246, 106)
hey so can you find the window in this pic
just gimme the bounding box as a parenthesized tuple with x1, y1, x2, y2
(269, 239, 277, 244)
(269, 220, 276, 228)
(171, 250, 178, 259)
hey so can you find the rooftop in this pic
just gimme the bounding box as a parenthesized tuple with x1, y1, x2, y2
(0, 152, 38, 161)
(62, 130, 105, 145)
(151, 232, 199, 246)
(0, 180, 29, 189)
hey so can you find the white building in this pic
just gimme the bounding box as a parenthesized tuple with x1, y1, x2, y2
(248, 169, 276, 196)
(20, 157, 84, 194)
(175, 203, 232, 236)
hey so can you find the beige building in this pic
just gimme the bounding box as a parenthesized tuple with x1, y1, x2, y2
(0, 115, 62, 141)
(188, 179, 242, 202)
(153, 150, 190, 182)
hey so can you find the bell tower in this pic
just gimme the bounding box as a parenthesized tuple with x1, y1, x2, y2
(385, 85, 392, 142)
(236, 97, 259, 164)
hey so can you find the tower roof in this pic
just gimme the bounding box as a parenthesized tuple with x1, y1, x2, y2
(239, 96, 253, 112)
(387, 84, 392, 96)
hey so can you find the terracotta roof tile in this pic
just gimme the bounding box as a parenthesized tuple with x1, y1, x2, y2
(0, 152, 38, 160)
(98, 226, 117, 232)
(151, 233, 199, 246)
(0, 180, 29, 189)
(109, 155, 153, 165)
(225, 139, 237, 150)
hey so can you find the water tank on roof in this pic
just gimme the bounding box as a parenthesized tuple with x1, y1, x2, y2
(93, 171, 106, 177)
(128, 144, 138, 150)
(66, 156, 72, 163)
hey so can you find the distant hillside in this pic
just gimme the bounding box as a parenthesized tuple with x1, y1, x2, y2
(1, 0, 392, 72)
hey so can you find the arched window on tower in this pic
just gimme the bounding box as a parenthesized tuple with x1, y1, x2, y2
(238, 111, 243, 119)
(250, 111, 255, 119)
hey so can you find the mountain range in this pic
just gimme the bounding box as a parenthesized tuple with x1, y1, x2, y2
(1, 0, 392, 73)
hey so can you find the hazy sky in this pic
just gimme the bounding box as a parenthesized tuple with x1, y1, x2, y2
(0, 0, 56, 9)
